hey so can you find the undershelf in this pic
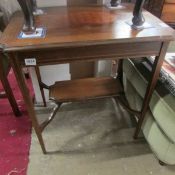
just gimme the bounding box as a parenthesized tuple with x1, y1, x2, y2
(49, 77, 123, 102)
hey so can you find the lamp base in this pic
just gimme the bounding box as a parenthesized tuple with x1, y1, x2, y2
(18, 27, 46, 39)
(126, 21, 153, 30)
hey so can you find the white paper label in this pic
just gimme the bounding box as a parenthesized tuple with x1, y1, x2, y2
(25, 58, 36, 66)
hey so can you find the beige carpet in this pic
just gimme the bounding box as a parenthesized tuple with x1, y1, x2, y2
(27, 98, 175, 175)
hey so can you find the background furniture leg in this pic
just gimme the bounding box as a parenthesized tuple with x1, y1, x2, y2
(0, 71, 21, 116)
(0, 52, 21, 116)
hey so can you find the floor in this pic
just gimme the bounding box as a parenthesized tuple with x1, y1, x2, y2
(27, 98, 175, 175)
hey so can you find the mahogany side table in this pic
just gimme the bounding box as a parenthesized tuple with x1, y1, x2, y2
(0, 4, 175, 153)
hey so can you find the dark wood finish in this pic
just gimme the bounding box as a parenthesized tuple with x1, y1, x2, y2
(134, 42, 169, 139)
(0, 52, 21, 116)
(145, 0, 175, 28)
(17, 41, 162, 66)
(161, 2, 175, 25)
(16, 0, 149, 33)
(70, 62, 95, 80)
(68, 0, 95, 80)
(0, 12, 5, 31)
(10, 52, 46, 154)
(145, 0, 165, 18)
(34, 66, 47, 106)
(1, 5, 174, 153)
(1, 5, 175, 52)
(49, 77, 123, 103)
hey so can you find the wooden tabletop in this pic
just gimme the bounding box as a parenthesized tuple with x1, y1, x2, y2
(0, 3, 175, 52)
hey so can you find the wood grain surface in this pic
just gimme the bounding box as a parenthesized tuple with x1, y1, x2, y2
(1, 3, 175, 52)
(49, 77, 123, 102)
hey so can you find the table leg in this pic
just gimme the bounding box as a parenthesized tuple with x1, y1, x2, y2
(10, 53, 47, 154)
(0, 71, 21, 117)
(134, 42, 169, 139)
(35, 66, 47, 107)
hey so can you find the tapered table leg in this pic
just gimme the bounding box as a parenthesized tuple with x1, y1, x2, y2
(10, 53, 46, 154)
(134, 42, 169, 139)
(1, 76, 21, 116)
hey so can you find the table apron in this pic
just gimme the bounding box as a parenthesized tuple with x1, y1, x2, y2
(16, 41, 162, 66)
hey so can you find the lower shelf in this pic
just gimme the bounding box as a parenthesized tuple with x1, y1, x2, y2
(49, 77, 123, 102)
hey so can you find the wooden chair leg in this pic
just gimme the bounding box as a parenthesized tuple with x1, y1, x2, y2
(1, 75, 21, 117)
(159, 160, 166, 166)
(35, 66, 47, 107)
(117, 59, 123, 86)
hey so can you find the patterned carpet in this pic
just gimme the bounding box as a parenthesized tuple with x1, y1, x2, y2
(0, 69, 33, 175)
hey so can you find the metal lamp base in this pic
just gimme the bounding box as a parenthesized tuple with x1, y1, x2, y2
(18, 27, 46, 39)
(126, 21, 153, 30)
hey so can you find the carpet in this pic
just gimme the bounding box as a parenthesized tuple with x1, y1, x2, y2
(0, 69, 33, 175)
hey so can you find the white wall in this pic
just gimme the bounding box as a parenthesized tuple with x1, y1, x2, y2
(29, 64, 70, 103)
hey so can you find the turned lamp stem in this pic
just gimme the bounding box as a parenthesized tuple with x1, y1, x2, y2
(110, 0, 121, 7)
(31, 0, 38, 14)
(132, 0, 145, 27)
(17, 0, 35, 34)
(17, 0, 146, 33)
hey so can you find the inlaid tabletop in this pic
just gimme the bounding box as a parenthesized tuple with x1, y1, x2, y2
(0, 3, 175, 51)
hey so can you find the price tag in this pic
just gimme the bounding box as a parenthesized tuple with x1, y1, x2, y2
(25, 58, 37, 66)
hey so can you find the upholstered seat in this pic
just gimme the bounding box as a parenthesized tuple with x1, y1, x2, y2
(123, 53, 175, 165)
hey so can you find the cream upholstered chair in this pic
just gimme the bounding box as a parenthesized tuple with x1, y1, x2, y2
(123, 42, 175, 165)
